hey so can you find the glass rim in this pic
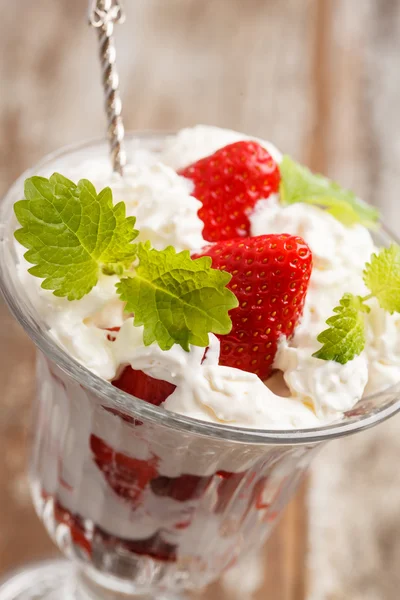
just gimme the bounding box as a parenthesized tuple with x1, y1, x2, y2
(1, 130, 400, 446)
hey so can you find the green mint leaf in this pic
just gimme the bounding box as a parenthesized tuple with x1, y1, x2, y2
(279, 156, 379, 228)
(363, 244, 400, 313)
(312, 293, 368, 364)
(116, 242, 238, 351)
(14, 173, 138, 300)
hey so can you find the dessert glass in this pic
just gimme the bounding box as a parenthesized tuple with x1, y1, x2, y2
(1, 133, 400, 600)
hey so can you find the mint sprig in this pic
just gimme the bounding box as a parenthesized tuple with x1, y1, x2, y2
(117, 243, 237, 351)
(363, 245, 400, 313)
(279, 156, 379, 228)
(313, 294, 369, 364)
(313, 245, 400, 363)
(15, 174, 237, 352)
(15, 174, 138, 300)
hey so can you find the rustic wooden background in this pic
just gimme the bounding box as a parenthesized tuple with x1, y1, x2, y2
(1, 1, 399, 598)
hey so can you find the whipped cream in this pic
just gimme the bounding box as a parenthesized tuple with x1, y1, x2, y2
(15, 125, 399, 430)
(162, 124, 283, 170)
(102, 162, 204, 252)
(364, 299, 400, 394)
(275, 340, 369, 419)
(165, 365, 320, 428)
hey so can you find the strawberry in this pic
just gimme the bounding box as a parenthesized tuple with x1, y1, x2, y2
(178, 141, 280, 242)
(112, 367, 176, 406)
(53, 500, 178, 562)
(193, 234, 312, 379)
(150, 474, 213, 502)
(106, 327, 175, 411)
(54, 499, 92, 556)
(90, 434, 159, 506)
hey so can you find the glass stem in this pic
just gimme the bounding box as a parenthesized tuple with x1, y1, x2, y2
(74, 567, 184, 600)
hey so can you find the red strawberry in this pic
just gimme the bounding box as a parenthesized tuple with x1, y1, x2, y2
(178, 141, 280, 242)
(193, 234, 312, 379)
(106, 327, 175, 410)
(53, 500, 178, 563)
(54, 500, 92, 556)
(90, 434, 159, 506)
(113, 367, 176, 406)
(150, 474, 213, 502)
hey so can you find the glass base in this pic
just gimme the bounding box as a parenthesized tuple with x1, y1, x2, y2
(0, 561, 183, 600)
(0, 560, 74, 600)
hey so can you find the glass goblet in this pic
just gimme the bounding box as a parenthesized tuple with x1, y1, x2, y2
(0, 134, 399, 600)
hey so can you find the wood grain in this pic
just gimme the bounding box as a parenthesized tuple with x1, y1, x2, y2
(307, 2, 400, 599)
(0, 0, 346, 598)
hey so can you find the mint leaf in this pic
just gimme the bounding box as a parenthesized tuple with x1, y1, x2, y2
(116, 243, 238, 351)
(279, 156, 379, 228)
(363, 245, 400, 313)
(14, 173, 138, 300)
(312, 293, 368, 364)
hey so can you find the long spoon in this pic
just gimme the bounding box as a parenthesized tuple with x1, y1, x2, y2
(88, 0, 126, 175)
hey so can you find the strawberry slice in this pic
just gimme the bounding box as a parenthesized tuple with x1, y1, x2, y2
(53, 499, 178, 562)
(178, 141, 280, 242)
(90, 434, 159, 506)
(107, 328, 175, 415)
(112, 367, 176, 407)
(54, 500, 92, 556)
(193, 233, 312, 379)
(150, 474, 213, 502)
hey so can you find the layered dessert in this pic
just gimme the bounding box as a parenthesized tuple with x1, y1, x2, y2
(13, 126, 400, 584)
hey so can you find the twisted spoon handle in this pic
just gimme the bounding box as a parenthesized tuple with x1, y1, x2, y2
(89, 0, 126, 175)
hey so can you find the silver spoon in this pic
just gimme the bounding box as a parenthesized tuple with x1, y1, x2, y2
(88, 0, 126, 175)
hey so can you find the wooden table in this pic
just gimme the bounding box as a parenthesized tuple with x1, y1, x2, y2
(0, 1, 397, 597)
